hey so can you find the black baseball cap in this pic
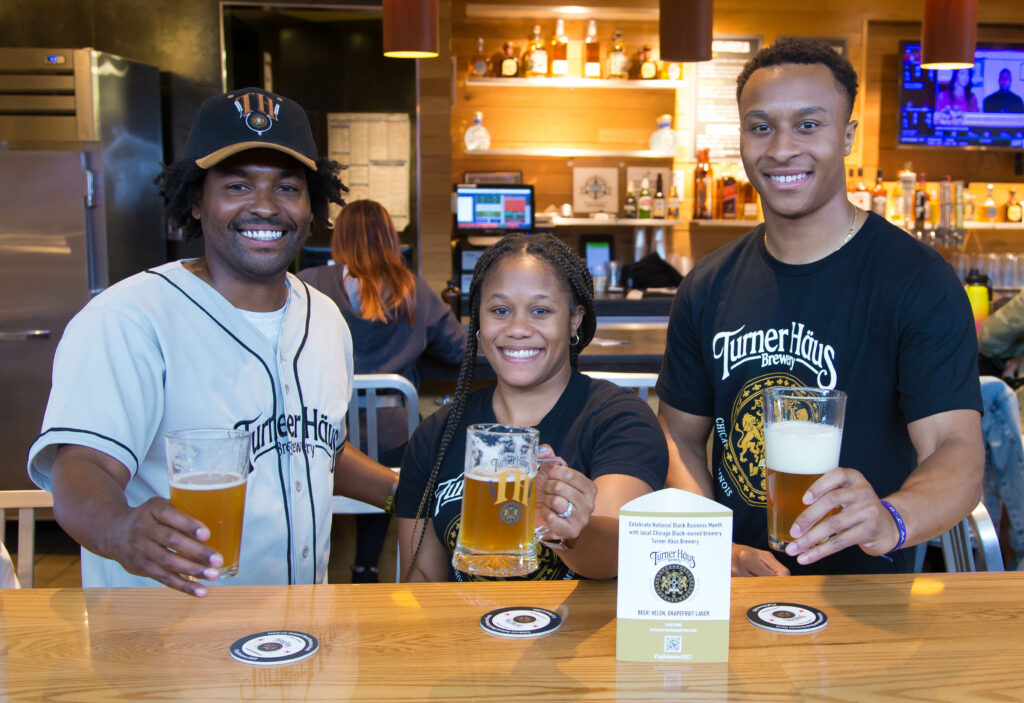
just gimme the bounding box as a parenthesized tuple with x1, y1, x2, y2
(184, 87, 318, 171)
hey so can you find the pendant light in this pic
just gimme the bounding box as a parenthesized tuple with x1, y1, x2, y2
(921, 0, 977, 70)
(659, 0, 713, 63)
(383, 0, 439, 59)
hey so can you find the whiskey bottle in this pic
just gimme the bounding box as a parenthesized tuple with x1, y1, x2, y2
(584, 20, 601, 78)
(666, 181, 680, 219)
(871, 169, 888, 218)
(550, 19, 569, 77)
(523, 25, 548, 78)
(693, 149, 713, 219)
(469, 37, 489, 78)
(720, 165, 738, 219)
(638, 177, 652, 219)
(499, 41, 520, 77)
(652, 174, 667, 219)
(607, 28, 629, 79)
(636, 45, 657, 80)
(623, 180, 638, 218)
(1006, 188, 1023, 223)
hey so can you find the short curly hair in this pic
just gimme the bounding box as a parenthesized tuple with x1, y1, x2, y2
(736, 37, 859, 119)
(156, 155, 346, 241)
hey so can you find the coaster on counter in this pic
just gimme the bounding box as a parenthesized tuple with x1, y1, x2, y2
(229, 630, 319, 665)
(746, 602, 828, 634)
(480, 607, 563, 639)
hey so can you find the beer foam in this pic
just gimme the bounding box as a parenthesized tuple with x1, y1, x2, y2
(170, 473, 246, 490)
(764, 421, 842, 475)
(465, 468, 535, 481)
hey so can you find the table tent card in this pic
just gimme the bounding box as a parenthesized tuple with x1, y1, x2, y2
(616, 488, 733, 663)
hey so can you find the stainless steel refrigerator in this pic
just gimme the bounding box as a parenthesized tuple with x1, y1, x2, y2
(0, 48, 165, 490)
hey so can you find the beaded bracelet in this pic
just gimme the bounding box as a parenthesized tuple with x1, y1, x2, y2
(880, 499, 907, 553)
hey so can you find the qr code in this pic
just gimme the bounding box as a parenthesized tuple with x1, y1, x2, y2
(664, 636, 682, 653)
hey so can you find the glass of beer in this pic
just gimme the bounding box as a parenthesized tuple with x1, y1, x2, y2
(165, 428, 251, 578)
(452, 424, 541, 577)
(763, 388, 847, 552)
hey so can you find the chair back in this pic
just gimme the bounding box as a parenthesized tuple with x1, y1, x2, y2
(582, 371, 658, 402)
(941, 501, 1005, 572)
(332, 373, 419, 515)
(0, 489, 54, 588)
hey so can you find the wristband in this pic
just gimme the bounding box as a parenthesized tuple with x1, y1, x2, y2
(383, 479, 399, 515)
(879, 499, 907, 553)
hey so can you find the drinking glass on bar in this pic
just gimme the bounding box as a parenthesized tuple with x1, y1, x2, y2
(452, 424, 542, 577)
(165, 428, 251, 578)
(763, 388, 847, 553)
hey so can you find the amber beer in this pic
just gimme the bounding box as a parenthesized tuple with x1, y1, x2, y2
(169, 472, 247, 577)
(452, 424, 540, 577)
(165, 429, 251, 578)
(762, 389, 846, 553)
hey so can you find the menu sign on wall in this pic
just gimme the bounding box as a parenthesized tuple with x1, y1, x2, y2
(693, 36, 762, 162)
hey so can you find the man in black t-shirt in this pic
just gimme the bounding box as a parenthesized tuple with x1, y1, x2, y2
(983, 69, 1024, 114)
(656, 39, 984, 576)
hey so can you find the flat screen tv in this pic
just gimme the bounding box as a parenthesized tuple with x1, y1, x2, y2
(454, 184, 534, 233)
(898, 41, 1024, 149)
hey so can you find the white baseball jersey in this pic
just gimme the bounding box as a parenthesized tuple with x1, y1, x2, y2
(28, 261, 353, 588)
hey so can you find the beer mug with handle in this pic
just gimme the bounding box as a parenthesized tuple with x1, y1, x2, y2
(453, 424, 552, 577)
(166, 428, 251, 578)
(762, 388, 846, 552)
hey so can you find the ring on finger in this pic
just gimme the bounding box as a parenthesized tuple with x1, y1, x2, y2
(557, 501, 575, 520)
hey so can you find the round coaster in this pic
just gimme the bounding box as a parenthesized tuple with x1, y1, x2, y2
(229, 630, 319, 666)
(480, 607, 563, 639)
(746, 602, 828, 634)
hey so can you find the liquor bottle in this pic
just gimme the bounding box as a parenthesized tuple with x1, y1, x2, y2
(523, 25, 548, 78)
(984, 183, 998, 222)
(661, 61, 683, 81)
(648, 114, 677, 153)
(1006, 188, 1023, 223)
(441, 278, 462, 320)
(469, 37, 489, 78)
(888, 176, 904, 226)
(652, 174, 667, 219)
(913, 173, 928, 231)
(637, 177, 652, 219)
(607, 28, 629, 79)
(636, 45, 657, 80)
(623, 180, 638, 218)
(667, 179, 680, 219)
(584, 19, 601, 78)
(720, 165, 738, 219)
(851, 168, 871, 210)
(464, 112, 491, 151)
(740, 179, 759, 219)
(549, 19, 569, 77)
(693, 149, 713, 219)
(498, 41, 520, 77)
(871, 169, 888, 218)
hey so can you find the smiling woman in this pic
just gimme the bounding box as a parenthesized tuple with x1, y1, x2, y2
(395, 233, 668, 583)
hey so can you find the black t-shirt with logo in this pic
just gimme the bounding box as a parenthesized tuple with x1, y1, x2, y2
(656, 212, 982, 574)
(396, 370, 668, 581)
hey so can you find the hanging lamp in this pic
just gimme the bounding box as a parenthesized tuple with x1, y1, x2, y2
(382, 0, 439, 59)
(920, 0, 977, 69)
(659, 0, 713, 63)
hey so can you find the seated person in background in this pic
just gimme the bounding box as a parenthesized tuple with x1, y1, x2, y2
(935, 68, 980, 125)
(299, 199, 467, 582)
(27, 88, 398, 596)
(657, 38, 984, 577)
(983, 69, 1024, 114)
(396, 233, 668, 582)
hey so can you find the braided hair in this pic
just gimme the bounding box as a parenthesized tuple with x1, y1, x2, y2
(404, 232, 595, 580)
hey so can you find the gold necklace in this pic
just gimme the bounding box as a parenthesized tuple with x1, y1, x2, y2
(764, 207, 860, 258)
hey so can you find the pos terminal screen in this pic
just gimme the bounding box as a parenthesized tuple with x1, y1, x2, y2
(455, 184, 534, 232)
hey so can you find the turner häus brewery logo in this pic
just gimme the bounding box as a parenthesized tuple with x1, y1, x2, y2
(712, 321, 838, 389)
(233, 91, 280, 136)
(653, 563, 695, 603)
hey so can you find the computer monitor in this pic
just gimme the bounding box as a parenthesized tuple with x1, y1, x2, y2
(454, 184, 534, 233)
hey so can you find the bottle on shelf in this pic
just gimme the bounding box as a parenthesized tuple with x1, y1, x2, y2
(549, 19, 569, 77)
(693, 148, 713, 219)
(632, 45, 658, 80)
(637, 177, 653, 219)
(738, 175, 758, 219)
(441, 278, 462, 320)
(667, 177, 680, 219)
(720, 165, 738, 219)
(851, 168, 871, 210)
(469, 37, 489, 78)
(871, 169, 888, 218)
(498, 40, 520, 77)
(913, 172, 928, 231)
(623, 180, 638, 218)
(523, 25, 548, 78)
(584, 19, 601, 78)
(648, 114, 677, 153)
(1006, 188, 1023, 223)
(607, 28, 629, 79)
(661, 61, 683, 81)
(464, 112, 491, 151)
(652, 174, 667, 219)
(984, 183, 998, 222)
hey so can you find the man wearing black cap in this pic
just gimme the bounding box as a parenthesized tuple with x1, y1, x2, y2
(28, 88, 399, 596)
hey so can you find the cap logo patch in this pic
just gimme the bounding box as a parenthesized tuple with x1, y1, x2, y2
(233, 92, 280, 136)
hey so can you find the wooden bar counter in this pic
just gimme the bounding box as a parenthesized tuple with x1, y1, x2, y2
(2, 573, 1022, 701)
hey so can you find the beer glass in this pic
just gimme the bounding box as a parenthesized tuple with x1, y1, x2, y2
(762, 388, 847, 552)
(452, 424, 542, 577)
(165, 428, 251, 578)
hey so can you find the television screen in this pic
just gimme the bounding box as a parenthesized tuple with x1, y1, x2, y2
(454, 184, 534, 232)
(898, 41, 1024, 149)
